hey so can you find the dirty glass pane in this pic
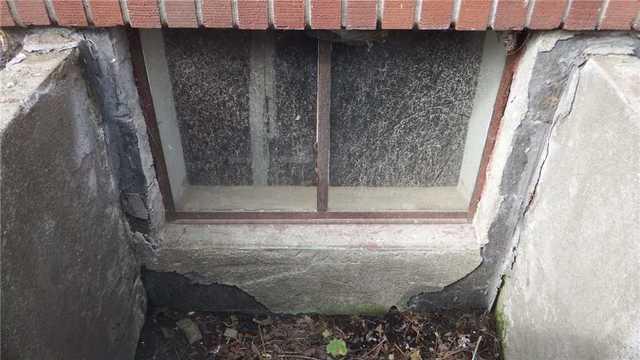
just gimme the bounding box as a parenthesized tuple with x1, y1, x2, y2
(163, 30, 317, 211)
(328, 32, 485, 211)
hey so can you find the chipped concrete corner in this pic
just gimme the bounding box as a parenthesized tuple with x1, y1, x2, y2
(495, 33, 640, 359)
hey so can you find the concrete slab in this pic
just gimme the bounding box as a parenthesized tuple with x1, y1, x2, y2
(0, 38, 145, 359)
(145, 223, 484, 314)
(498, 55, 640, 359)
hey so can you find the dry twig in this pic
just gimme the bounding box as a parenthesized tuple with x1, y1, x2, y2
(472, 335, 483, 360)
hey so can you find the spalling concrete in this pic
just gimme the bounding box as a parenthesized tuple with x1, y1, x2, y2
(497, 52, 640, 359)
(80, 29, 165, 239)
(0, 31, 145, 360)
(146, 223, 485, 314)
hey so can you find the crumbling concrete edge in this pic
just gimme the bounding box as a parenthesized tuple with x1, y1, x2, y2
(409, 31, 640, 312)
(493, 62, 582, 357)
(77, 28, 165, 253)
(148, 222, 483, 314)
(491, 31, 640, 305)
(496, 54, 640, 358)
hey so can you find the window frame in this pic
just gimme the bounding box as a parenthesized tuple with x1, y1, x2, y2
(129, 29, 520, 224)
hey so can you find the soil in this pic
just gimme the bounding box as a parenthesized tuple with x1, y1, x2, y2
(136, 306, 501, 360)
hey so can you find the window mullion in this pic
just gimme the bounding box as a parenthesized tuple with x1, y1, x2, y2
(316, 40, 332, 212)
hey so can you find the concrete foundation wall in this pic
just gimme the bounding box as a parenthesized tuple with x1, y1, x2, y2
(0, 31, 145, 359)
(497, 33, 640, 359)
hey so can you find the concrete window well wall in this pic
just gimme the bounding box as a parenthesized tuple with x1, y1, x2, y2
(135, 29, 507, 220)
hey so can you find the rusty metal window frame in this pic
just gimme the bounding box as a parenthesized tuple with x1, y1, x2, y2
(129, 29, 522, 225)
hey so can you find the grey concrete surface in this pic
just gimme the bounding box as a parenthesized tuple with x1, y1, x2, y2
(497, 54, 640, 359)
(0, 34, 145, 360)
(145, 223, 484, 314)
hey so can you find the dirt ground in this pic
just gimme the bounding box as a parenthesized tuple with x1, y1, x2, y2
(136, 306, 501, 360)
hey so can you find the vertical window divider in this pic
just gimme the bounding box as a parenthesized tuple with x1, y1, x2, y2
(316, 40, 332, 212)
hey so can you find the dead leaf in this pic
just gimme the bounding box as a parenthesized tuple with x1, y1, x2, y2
(176, 318, 202, 344)
(224, 328, 239, 340)
(409, 349, 422, 360)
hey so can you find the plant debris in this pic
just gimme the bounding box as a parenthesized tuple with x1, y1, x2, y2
(136, 306, 501, 360)
(176, 318, 203, 345)
(326, 338, 348, 357)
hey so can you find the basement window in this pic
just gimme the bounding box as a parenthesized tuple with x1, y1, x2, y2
(134, 29, 507, 222)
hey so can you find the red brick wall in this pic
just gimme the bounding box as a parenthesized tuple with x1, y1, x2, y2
(2, 0, 639, 30)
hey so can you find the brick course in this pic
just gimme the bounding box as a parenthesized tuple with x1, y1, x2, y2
(564, 0, 603, 30)
(1, 0, 637, 31)
(599, 0, 640, 30)
(274, 0, 305, 29)
(527, 0, 566, 29)
(164, 0, 198, 27)
(236, 0, 268, 29)
(456, 0, 492, 30)
(88, 0, 124, 26)
(202, 0, 232, 27)
(382, 0, 415, 29)
(493, 0, 526, 30)
(52, 0, 87, 26)
(419, 0, 453, 29)
(127, 0, 161, 27)
(1, 0, 16, 26)
(13, 0, 50, 25)
(345, 0, 377, 29)
(311, 0, 341, 29)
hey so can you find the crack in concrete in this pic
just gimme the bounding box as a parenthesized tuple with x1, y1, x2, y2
(504, 58, 582, 277)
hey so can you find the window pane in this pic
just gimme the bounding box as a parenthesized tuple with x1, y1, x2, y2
(329, 32, 485, 211)
(162, 30, 317, 211)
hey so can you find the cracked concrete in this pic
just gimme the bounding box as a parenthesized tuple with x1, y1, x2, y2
(496, 34, 640, 359)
